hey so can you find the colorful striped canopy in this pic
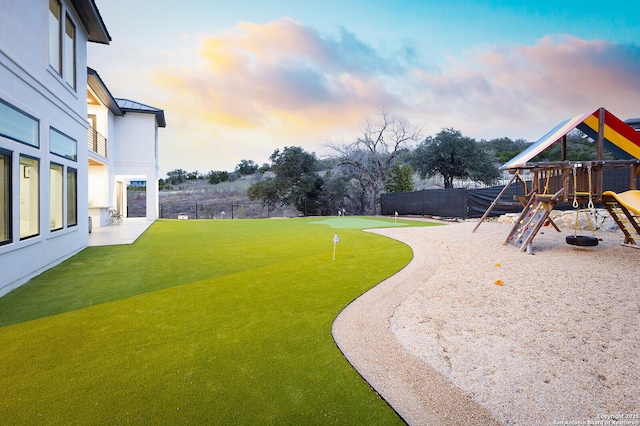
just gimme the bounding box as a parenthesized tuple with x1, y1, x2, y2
(501, 108, 640, 170)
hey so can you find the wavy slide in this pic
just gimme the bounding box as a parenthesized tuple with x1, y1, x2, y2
(602, 190, 640, 215)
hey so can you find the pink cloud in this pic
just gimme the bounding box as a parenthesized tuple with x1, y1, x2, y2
(414, 35, 640, 140)
(154, 18, 408, 136)
(150, 22, 640, 172)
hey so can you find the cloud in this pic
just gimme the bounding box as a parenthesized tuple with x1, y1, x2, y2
(150, 22, 640, 173)
(413, 35, 640, 140)
(155, 18, 410, 134)
(150, 17, 421, 171)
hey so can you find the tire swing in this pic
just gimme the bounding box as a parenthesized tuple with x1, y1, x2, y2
(566, 165, 599, 247)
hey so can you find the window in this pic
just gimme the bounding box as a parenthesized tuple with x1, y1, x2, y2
(0, 98, 39, 147)
(0, 150, 10, 245)
(50, 163, 63, 231)
(66, 168, 77, 227)
(64, 15, 76, 88)
(48, 0, 62, 74)
(49, 1, 76, 89)
(19, 156, 39, 239)
(50, 127, 76, 161)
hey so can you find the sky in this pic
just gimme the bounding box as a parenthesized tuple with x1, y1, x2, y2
(87, 0, 640, 176)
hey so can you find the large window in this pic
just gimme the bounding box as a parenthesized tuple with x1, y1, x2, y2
(49, 0, 76, 89)
(0, 99, 39, 147)
(64, 15, 76, 88)
(0, 150, 10, 245)
(48, 0, 62, 74)
(50, 163, 63, 231)
(66, 168, 77, 227)
(50, 127, 76, 161)
(19, 156, 39, 240)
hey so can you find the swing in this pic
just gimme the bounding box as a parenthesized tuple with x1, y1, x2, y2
(566, 164, 599, 247)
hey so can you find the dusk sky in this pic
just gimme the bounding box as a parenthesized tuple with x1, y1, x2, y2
(87, 0, 640, 176)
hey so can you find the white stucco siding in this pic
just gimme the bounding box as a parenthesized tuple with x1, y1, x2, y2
(0, 0, 46, 78)
(1, 0, 90, 118)
(114, 113, 158, 166)
(0, 0, 91, 296)
(112, 112, 160, 221)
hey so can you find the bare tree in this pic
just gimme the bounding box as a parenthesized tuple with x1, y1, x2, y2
(327, 110, 422, 214)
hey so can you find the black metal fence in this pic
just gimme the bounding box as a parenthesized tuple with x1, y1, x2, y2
(159, 200, 296, 219)
(381, 169, 640, 219)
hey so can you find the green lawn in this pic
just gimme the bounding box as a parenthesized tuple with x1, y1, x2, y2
(0, 217, 439, 424)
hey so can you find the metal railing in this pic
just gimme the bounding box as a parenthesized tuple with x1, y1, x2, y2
(87, 126, 107, 157)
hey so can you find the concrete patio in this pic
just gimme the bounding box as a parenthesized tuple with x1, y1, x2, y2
(88, 218, 155, 246)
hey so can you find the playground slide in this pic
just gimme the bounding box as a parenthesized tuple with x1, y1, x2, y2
(602, 190, 640, 215)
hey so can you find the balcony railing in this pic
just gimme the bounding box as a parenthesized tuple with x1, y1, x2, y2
(88, 126, 107, 158)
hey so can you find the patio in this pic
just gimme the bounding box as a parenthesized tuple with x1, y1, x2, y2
(88, 217, 155, 246)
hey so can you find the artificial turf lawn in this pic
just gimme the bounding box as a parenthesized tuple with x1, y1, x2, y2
(0, 217, 439, 424)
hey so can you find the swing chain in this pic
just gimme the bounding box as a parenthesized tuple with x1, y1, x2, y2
(571, 164, 596, 237)
(571, 164, 595, 209)
(587, 165, 594, 210)
(572, 164, 579, 209)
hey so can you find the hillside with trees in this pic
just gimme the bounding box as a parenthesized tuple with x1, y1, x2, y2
(157, 111, 610, 218)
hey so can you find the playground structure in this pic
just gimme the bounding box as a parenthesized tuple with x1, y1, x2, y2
(474, 107, 640, 251)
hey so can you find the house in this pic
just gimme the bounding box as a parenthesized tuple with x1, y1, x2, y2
(87, 68, 165, 228)
(0, 0, 165, 296)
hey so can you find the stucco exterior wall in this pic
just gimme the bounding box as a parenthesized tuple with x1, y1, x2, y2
(114, 112, 160, 220)
(0, 0, 91, 296)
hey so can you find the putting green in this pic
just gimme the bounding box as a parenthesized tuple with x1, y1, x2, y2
(309, 216, 408, 229)
(0, 218, 438, 424)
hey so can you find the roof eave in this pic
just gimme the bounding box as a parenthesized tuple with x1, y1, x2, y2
(87, 67, 122, 116)
(70, 0, 111, 44)
(116, 98, 167, 128)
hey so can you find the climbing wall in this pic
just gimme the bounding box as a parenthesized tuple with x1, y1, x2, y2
(504, 197, 553, 252)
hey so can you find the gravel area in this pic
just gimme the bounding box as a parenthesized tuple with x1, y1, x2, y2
(333, 220, 639, 425)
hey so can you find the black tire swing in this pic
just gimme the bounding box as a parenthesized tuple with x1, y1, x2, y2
(566, 164, 599, 247)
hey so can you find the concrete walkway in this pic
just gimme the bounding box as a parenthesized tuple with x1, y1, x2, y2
(88, 218, 155, 246)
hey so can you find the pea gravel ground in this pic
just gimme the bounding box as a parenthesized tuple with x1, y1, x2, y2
(333, 221, 639, 425)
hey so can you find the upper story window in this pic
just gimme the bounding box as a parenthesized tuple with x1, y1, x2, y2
(48, 0, 62, 74)
(64, 15, 76, 89)
(49, 0, 76, 90)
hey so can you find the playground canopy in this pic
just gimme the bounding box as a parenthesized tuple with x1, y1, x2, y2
(501, 108, 640, 170)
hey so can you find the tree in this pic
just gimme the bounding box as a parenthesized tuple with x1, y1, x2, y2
(235, 159, 259, 176)
(412, 128, 500, 188)
(327, 110, 422, 214)
(247, 146, 324, 215)
(384, 163, 415, 193)
(247, 176, 279, 212)
(258, 163, 270, 174)
(207, 170, 229, 184)
(186, 170, 202, 180)
(484, 137, 530, 164)
(166, 169, 187, 185)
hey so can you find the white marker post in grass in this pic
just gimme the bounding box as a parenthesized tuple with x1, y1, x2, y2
(395, 211, 398, 223)
(332, 233, 340, 260)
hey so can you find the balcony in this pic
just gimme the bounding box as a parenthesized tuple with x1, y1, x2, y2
(88, 125, 107, 158)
